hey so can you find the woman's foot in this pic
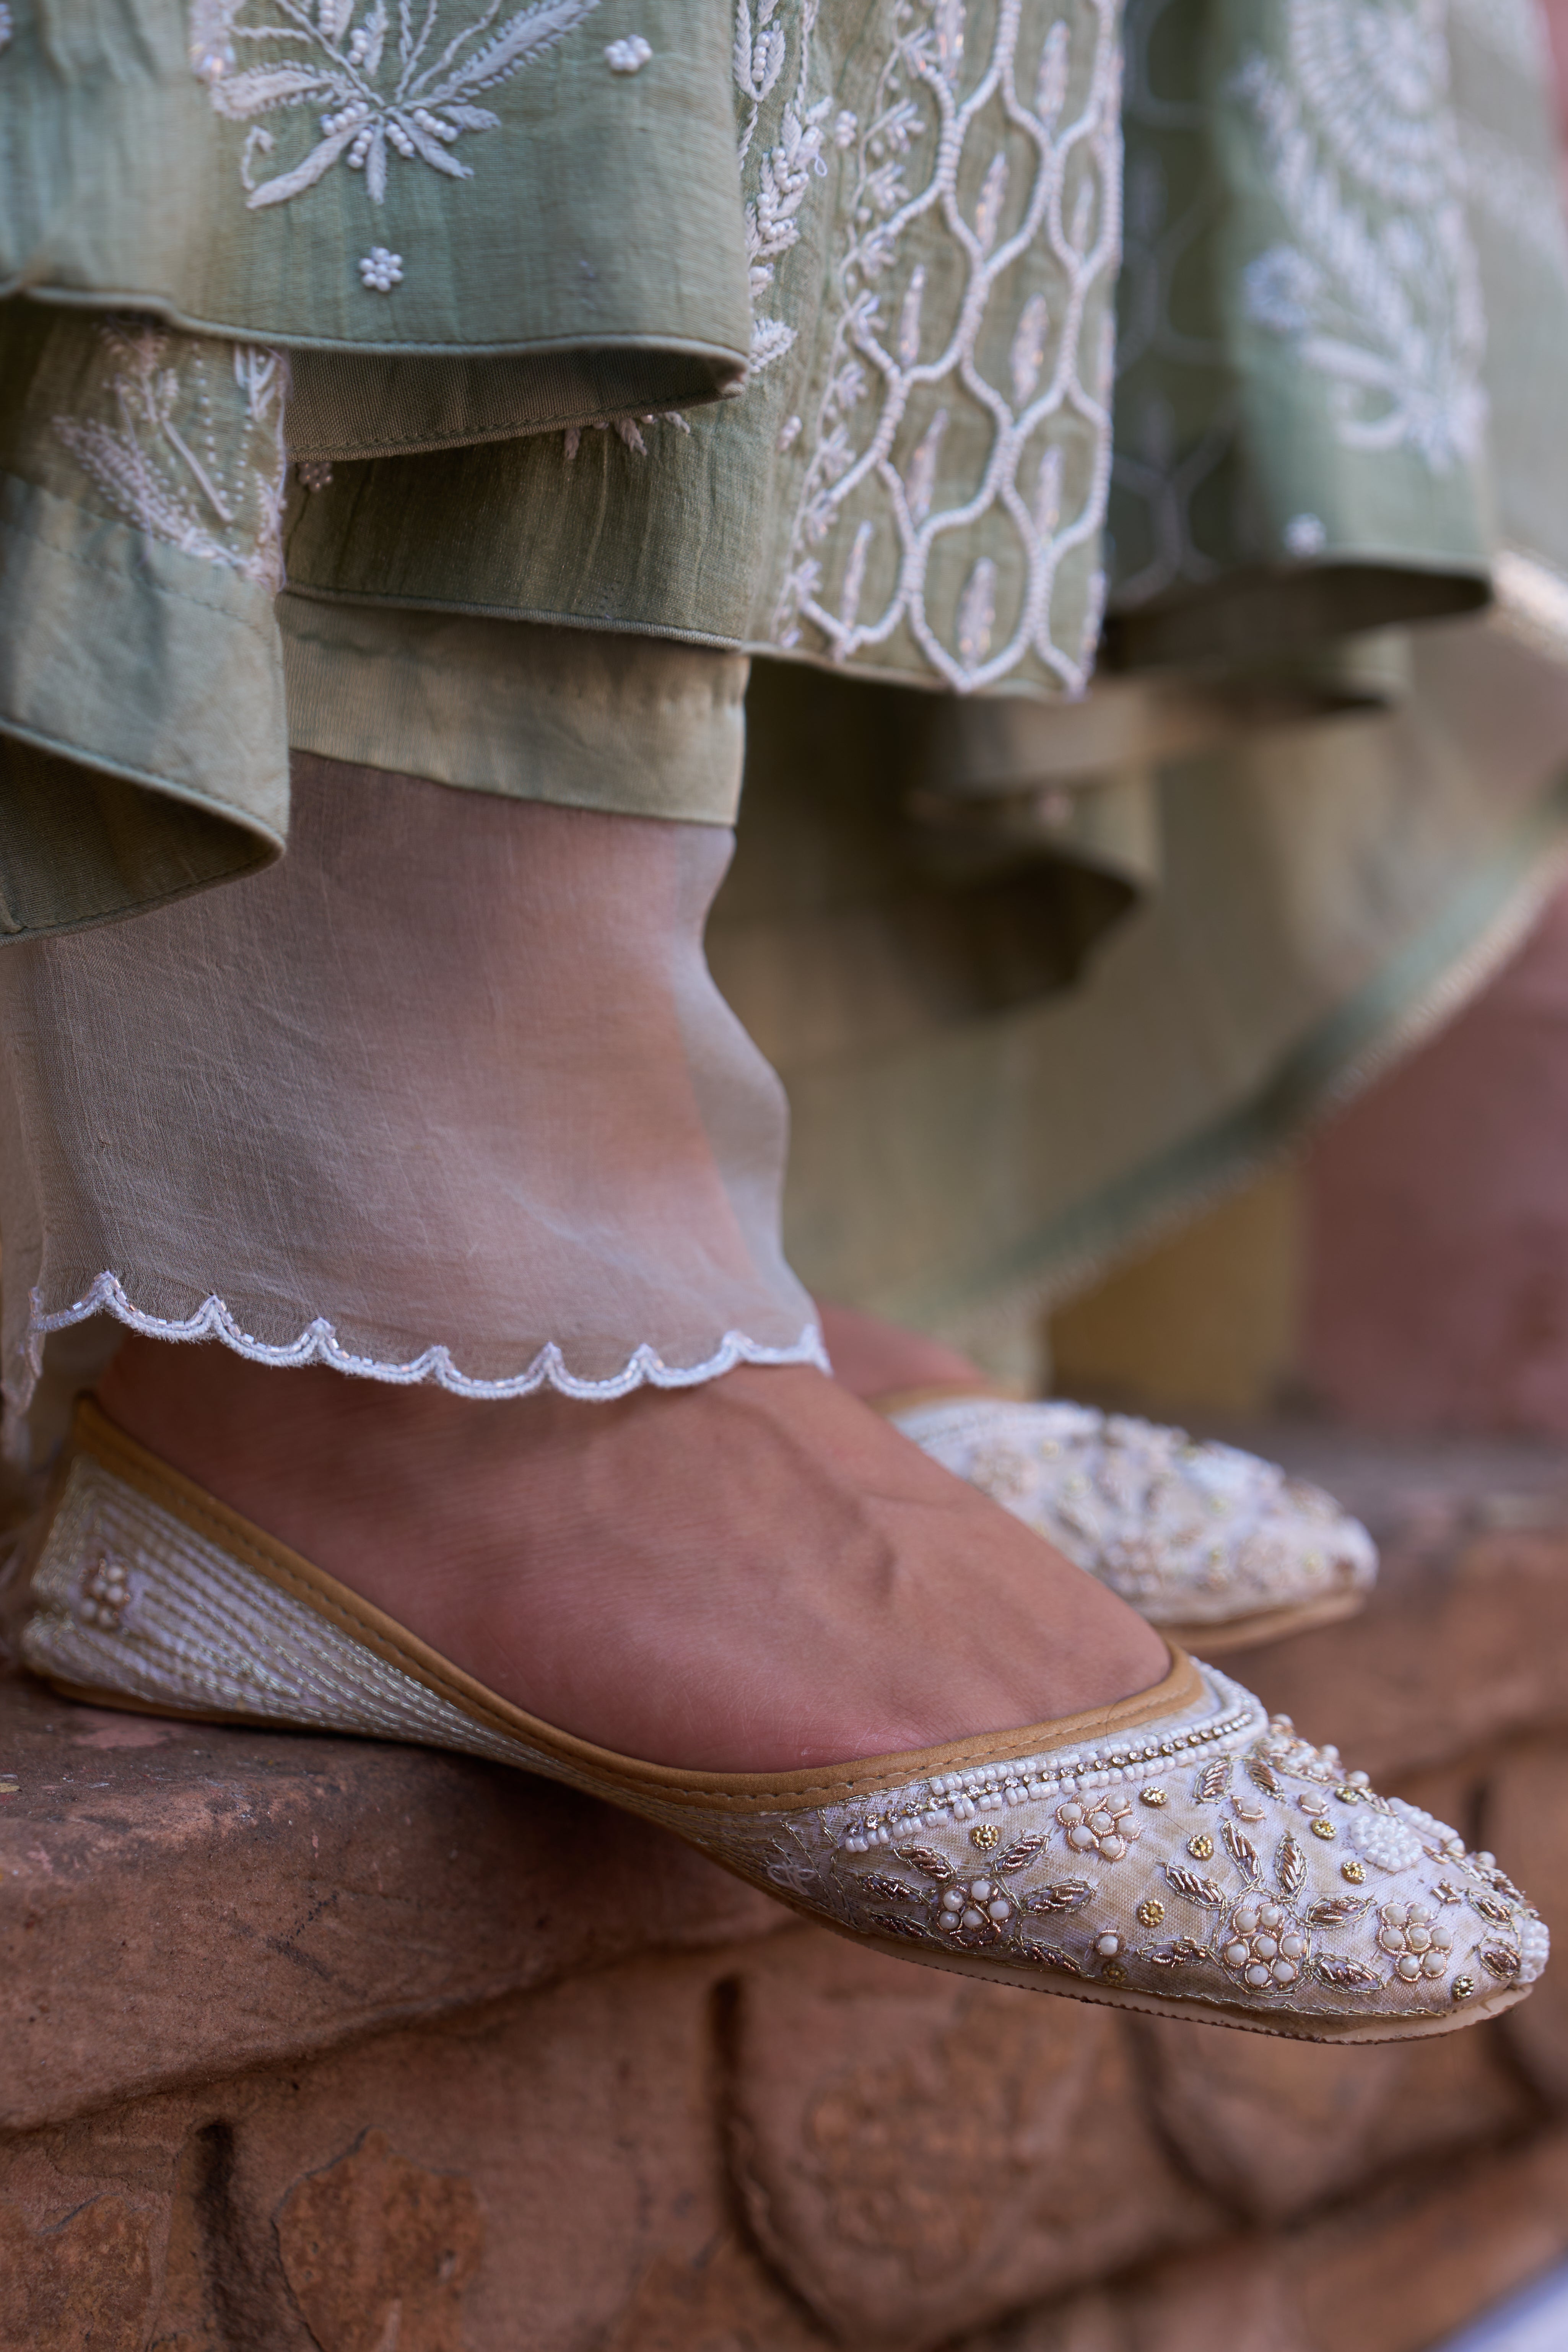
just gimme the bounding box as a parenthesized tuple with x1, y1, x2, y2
(815, 1298, 993, 1405)
(94, 1338, 1168, 1775)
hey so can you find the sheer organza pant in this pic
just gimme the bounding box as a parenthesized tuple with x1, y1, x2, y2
(0, 696, 824, 1463)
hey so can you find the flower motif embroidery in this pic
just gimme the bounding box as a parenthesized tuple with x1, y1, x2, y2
(358, 245, 403, 289)
(935, 1873, 1016, 1942)
(1376, 1901, 1453, 1984)
(1057, 1795, 1139, 1862)
(191, 0, 601, 212)
(1222, 1898, 1307, 1990)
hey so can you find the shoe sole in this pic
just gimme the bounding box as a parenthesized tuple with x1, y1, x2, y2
(1158, 1589, 1368, 1656)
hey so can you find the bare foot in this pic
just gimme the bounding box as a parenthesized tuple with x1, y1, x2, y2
(95, 1339, 1168, 1774)
(816, 1299, 993, 1404)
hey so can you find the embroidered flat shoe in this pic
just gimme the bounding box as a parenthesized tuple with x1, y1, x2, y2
(20, 1402, 1543, 2043)
(883, 1391, 1377, 1654)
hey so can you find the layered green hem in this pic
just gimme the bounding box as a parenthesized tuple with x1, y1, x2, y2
(0, 473, 285, 938)
(279, 597, 748, 823)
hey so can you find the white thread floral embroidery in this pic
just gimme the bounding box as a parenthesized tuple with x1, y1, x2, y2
(192, 0, 600, 210)
(771, 0, 1122, 691)
(52, 325, 288, 592)
(1233, 0, 1486, 471)
(605, 33, 651, 70)
(735, 0, 835, 371)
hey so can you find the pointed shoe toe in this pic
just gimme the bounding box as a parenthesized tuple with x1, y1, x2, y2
(21, 1402, 1542, 2043)
(886, 1392, 1378, 1653)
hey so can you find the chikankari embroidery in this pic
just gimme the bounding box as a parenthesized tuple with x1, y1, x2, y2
(1233, 0, 1487, 471)
(190, 0, 602, 213)
(735, 0, 838, 372)
(52, 325, 288, 592)
(770, 0, 1122, 691)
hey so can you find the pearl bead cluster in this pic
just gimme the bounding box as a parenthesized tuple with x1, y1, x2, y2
(836, 1693, 1260, 1851)
(75, 1552, 132, 1634)
(1223, 1901, 1306, 1989)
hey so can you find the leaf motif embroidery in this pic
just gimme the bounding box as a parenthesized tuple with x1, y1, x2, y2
(1247, 1754, 1283, 1797)
(1195, 1758, 1231, 1803)
(893, 1843, 955, 1883)
(1313, 1954, 1382, 1991)
(996, 1832, 1050, 1875)
(1021, 1880, 1094, 1915)
(1306, 1896, 1370, 1926)
(1018, 1941, 1083, 1976)
(1165, 1867, 1228, 1908)
(873, 1913, 936, 1943)
(195, 0, 601, 213)
(859, 1872, 918, 1903)
(1223, 1820, 1260, 1881)
(1276, 1833, 1306, 1898)
(1479, 1945, 1523, 1980)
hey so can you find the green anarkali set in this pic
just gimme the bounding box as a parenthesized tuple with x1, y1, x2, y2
(1, 0, 1568, 1423)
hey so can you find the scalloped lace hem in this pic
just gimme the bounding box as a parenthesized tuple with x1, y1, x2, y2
(24, 1272, 830, 1401)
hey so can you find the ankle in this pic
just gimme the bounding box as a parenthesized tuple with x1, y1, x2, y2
(816, 1300, 995, 1405)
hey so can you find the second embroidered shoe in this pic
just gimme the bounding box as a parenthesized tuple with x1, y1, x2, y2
(20, 1402, 1541, 2044)
(885, 1393, 1377, 1653)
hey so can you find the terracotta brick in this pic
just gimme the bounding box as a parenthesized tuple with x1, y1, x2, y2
(1240, 1526, 1568, 1784)
(597, 2234, 833, 2352)
(1288, 2125, 1568, 2352)
(0, 1668, 782, 2131)
(3, 1945, 755, 2352)
(0, 2191, 163, 2352)
(1120, 2243, 1308, 2352)
(725, 1931, 1218, 2350)
(1134, 2006, 1532, 2225)
(953, 2284, 1128, 2352)
(1484, 1736, 1568, 2109)
(275, 2129, 484, 2352)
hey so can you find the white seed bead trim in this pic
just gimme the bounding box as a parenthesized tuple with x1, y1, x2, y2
(834, 1682, 1264, 1850)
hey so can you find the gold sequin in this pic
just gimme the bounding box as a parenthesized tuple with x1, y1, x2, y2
(1342, 1860, 1366, 1884)
(1451, 1975, 1475, 2000)
(1140, 1785, 1168, 1807)
(1137, 1898, 1165, 1928)
(1102, 1959, 1128, 1984)
(1311, 1818, 1337, 1841)
(969, 1823, 1001, 1851)
(1187, 1833, 1214, 1861)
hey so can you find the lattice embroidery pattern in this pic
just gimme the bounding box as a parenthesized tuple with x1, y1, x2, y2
(188, 0, 600, 213)
(52, 324, 289, 592)
(1233, 0, 1487, 473)
(771, 0, 1121, 692)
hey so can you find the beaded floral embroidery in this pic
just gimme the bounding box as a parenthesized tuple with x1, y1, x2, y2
(727, 1683, 1549, 2021)
(892, 1395, 1376, 1625)
(52, 325, 288, 592)
(189, 0, 601, 213)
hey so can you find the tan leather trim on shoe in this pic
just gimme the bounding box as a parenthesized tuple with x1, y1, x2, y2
(870, 1381, 1022, 1416)
(72, 1398, 1202, 1815)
